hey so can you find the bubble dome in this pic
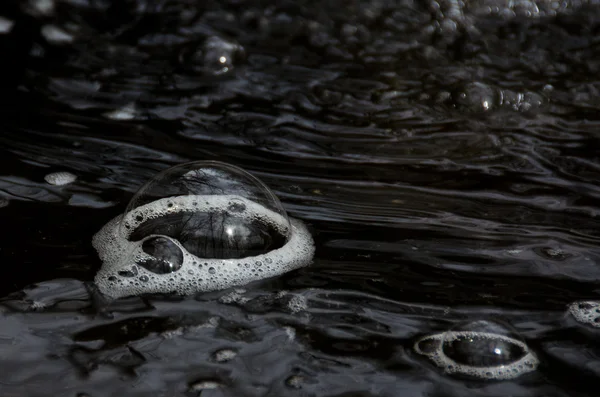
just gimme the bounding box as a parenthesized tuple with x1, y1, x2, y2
(92, 161, 314, 299)
(414, 319, 539, 380)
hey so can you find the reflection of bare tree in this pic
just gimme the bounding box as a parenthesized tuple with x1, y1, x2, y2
(176, 168, 257, 201)
(128, 165, 278, 218)
(139, 236, 184, 274)
(130, 210, 286, 259)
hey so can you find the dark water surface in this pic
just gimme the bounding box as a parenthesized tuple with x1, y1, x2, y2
(1, 0, 600, 395)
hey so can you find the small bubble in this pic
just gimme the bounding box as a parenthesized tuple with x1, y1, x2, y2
(228, 201, 246, 212)
(209, 267, 216, 274)
(443, 333, 525, 366)
(117, 267, 138, 278)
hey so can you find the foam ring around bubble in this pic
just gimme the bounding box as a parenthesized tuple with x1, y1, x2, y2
(92, 194, 314, 299)
(414, 331, 539, 380)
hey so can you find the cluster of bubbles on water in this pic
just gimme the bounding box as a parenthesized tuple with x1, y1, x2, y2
(434, 81, 547, 113)
(568, 301, 600, 328)
(92, 161, 314, 299)
(414, 319, 539, 380)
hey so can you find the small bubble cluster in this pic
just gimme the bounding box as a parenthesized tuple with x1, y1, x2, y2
(568, 301, 600, 328)
(414, 320, 539, 380)
(44, 171, 77, 186)
(438, 81, 545, 113)
(92, 161, 314, 299)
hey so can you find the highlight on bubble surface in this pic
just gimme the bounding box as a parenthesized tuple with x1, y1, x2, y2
(92, 161, 315, 299)
(413, 319, 539, 380)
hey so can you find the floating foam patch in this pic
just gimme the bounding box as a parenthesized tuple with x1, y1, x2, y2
(568, 301, 600, 328)
(44, 171, 77, 186)
(92, 162, 314, 299)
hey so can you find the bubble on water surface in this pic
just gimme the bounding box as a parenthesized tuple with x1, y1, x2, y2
(44, 171, 77, 186)
(92, 161, 315, 299)
(414, 320, 539, 380)
(568, 301, 600, 328)
(443, 81, 546, 114)
(180, 36, 245, 75)
(451, 82, 500, 112)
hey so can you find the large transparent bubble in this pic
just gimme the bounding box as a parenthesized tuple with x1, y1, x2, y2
(414, 320, 539, 380)
(92, 161, 314, 299)
(120, 161, 291, 259)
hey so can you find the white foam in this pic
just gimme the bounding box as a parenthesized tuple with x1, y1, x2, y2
(213, 348, 236, 362)
(414, 331, 539, 380)
(568, 301, 600, 328)
(190, 381, 221, 391)
(93, 194, 315, 299)
(44, 171, 77, 186)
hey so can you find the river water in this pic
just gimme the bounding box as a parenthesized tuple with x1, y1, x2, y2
(1, 0, 600, 396)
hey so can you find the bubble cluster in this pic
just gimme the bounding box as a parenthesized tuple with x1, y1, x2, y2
(568, 301, 600, 328)
(92, 161, 315, 299)
(414, 320, 539, 380)
(439, 81, 545, 113)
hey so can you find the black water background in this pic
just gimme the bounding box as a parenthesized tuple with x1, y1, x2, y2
(1, 0, 600, 396)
